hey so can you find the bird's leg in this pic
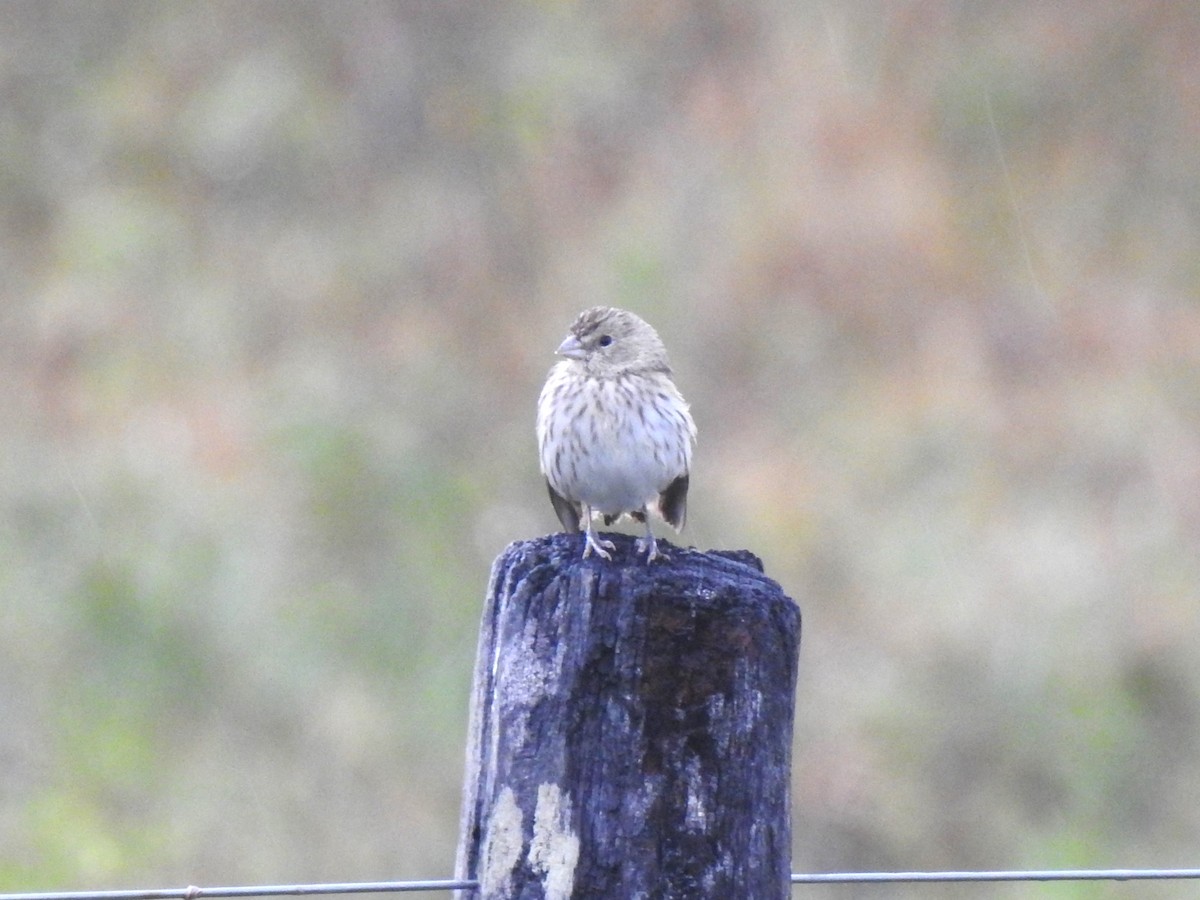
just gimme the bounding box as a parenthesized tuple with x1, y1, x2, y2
(581, 505, 616, 560)
(635, 511, 660, 563)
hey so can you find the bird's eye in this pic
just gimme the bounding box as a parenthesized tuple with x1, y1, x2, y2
(598, 335, 613, 347)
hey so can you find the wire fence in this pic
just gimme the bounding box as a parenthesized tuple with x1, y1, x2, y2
(5, 869, 1200, 900)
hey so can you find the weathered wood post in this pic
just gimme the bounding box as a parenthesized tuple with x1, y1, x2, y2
(455, 533, 801, 899)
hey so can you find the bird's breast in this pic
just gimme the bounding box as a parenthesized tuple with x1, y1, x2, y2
(538, 371, 692, 514)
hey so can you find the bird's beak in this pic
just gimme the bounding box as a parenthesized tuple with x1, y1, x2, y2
(556, 334, 587, 360)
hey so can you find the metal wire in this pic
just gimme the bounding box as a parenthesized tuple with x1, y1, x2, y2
(0, 882, 478, 900)
(5, 869, 1200, 900)
(791, 868, 1200, 884)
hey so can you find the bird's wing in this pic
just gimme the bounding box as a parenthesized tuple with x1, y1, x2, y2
(658, 473, 689, 531)
(546, 479, 582, 533)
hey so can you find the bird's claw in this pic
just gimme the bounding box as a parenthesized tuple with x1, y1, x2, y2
(583, 532, 616, 560)
(636, 534, 660, 563)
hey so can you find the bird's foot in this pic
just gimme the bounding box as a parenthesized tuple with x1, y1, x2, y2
(583, 531, 616, 560)
(635, 533, 660, 564)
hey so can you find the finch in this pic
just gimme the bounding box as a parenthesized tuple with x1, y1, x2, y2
(536, 306, 697, 563)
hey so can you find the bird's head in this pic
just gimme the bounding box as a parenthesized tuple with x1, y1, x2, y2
(555, 306, 672, 378)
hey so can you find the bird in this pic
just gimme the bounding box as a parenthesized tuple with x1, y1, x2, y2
(536, 306, 696, 563)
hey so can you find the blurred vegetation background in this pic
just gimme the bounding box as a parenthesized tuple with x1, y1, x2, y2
(2, 2, 1199, 897)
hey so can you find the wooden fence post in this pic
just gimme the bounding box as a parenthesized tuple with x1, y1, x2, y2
(455, 533, 801, 899)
